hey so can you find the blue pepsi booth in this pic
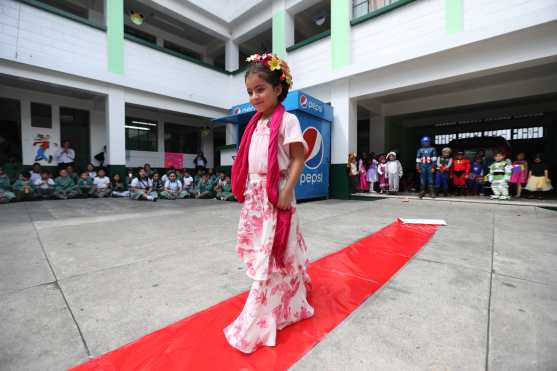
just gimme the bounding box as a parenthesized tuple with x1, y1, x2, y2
(213, 90, 333, 200)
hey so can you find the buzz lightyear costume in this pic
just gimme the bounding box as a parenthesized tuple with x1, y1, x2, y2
(488, 160, 512, 199)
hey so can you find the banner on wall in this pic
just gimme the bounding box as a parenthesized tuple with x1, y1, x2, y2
(164, 152, 183, 169)
(32, 133, 57, 165)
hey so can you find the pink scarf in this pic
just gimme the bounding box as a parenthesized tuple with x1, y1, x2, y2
(232, 103, 293, 268)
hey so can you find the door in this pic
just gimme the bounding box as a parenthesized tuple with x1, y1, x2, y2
(0, 98, 22, 165)
(60, 107, 90, 171)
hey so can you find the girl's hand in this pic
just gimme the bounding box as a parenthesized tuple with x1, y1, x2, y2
(277, 188, 293, 210)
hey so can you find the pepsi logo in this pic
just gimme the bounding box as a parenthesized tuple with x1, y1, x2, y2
(303, 127, 323, 169)
(299, 95, 308, 108)
(233, 107, 241, 114)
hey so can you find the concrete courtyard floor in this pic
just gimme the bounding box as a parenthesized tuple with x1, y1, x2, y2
(0, 197, 556, 371)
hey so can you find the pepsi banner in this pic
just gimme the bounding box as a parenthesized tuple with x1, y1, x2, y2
(214, 90, 332, 200)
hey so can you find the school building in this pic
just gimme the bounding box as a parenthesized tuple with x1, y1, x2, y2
(1, 0, 556, 197)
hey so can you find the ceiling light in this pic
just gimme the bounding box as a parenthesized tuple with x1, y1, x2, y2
(130, 10, 144, 25)
(313, 14, 327, 26)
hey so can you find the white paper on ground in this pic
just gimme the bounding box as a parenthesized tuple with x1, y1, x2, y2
(398, 218, 448, 226)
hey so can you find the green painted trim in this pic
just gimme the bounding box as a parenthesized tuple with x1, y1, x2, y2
(124, 34, 230, 74)
(331, 0, 351, 70)
(445, 0, 464, 34)
(107, 0, 124, 74)
(272, 11, 286, 58)
(329, 163, 350, 199)
(286, 30, 331, 53)
(17, 0, 106, 31)
(350, 0, 416, 27)
(216, 144, 237, 151)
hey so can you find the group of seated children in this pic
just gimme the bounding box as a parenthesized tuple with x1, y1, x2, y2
(0, 162, 235, 204)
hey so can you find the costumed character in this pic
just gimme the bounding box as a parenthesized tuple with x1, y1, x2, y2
(451, 151, 470, 195)
(415, 136, 437, 198)
(435, 147, 452, 196)
(386, 151, 403, 193)
(488, 151, 512, 200)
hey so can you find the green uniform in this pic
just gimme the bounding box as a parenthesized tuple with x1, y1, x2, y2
(216, 182, 235, 201)
(0, 174, 16, 203)
(13, 179, 36, 201)
(192, 178, 214, 199)
(54, 176, 79, 199)
(78, 178, 94, 197)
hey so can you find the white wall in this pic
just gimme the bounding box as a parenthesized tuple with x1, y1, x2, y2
(0, 85, 101, 166)
(0, 0, 238, 110)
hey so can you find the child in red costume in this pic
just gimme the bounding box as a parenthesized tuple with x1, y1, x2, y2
(451, 151, 470, 195)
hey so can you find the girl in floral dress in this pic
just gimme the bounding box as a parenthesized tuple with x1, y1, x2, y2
(224, 53, 314, 354)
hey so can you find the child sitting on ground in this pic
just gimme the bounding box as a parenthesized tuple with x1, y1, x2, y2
(192, 174, 213, 199)
(0, 166, 16, 203)
(34, 170, 56, 200)
(129, 168, 157, 202)
(54, 168, 79, 200)
(92, 168, 112, 198)
(182, 171, 194, 196)
(151, 173, 164, 196)
(160, 172, 188, 200)
(13, 171, 35, 202)
(111, 173, 129, 198)
(78, 171, 94, 197)
(86, 163, 97, 179)
(216, 175, 235, 201)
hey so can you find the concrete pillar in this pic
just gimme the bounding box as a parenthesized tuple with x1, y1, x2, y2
(284, 10, 295, 48)
(329, 79, 357, 198)
(331, 79, 357, 164)
(225, 39, 239, 72)
(105, 88, 126, 168)
(225, 123, 238, 145)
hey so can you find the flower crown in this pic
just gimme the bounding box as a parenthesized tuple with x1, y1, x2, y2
(246, 53, 293, 88)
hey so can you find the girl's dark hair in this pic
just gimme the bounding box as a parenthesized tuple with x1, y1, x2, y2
(245, 63, 290, 102)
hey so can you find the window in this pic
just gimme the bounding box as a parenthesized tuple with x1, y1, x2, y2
(483, 129, 511, 141)
(513, 126, 543, 140)
(352, 0, 369, 18)
(435, 134, 456, 145)
(125, 117, 158, 152)
(124, 25, 157, 44)
(352, 0, 403, 18)
(31, 103, 52, 128)
(35, 0, 104, 27)
(164, 123, 201, 154)
(457, 132, 482, 139)
(163, 41, 201, 60)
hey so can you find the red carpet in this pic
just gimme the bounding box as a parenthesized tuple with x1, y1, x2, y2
(70, 220, 438, 371)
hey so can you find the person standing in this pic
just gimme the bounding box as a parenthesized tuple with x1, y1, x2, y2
(224, 53, 314, 354)
(416, 136, 437, 198)
(56, 140, 75, 170)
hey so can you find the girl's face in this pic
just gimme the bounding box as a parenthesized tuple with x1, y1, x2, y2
(517, 153, 525, 160)
(388, 155, 394, 161)
(87, 164, 94, 171)
(153, 174, 159, 180)
(80, 173, 88, 179)
(114, 174, 120, 181)
(245, 74, 282, 116)
(169, 173, 177, 181)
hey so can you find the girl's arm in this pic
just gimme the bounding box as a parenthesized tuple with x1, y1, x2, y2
(277, 142, 305, 210)
(545, 169, 549, 181)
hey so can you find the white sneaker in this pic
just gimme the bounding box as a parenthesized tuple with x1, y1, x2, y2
(499, 196, 510, 200)
(489, 195, 499, 199)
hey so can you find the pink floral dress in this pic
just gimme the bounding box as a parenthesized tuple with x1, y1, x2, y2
(224, 113, 314, 354)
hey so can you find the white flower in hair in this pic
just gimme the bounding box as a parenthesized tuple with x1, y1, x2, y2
(246, 54, 260, 62)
